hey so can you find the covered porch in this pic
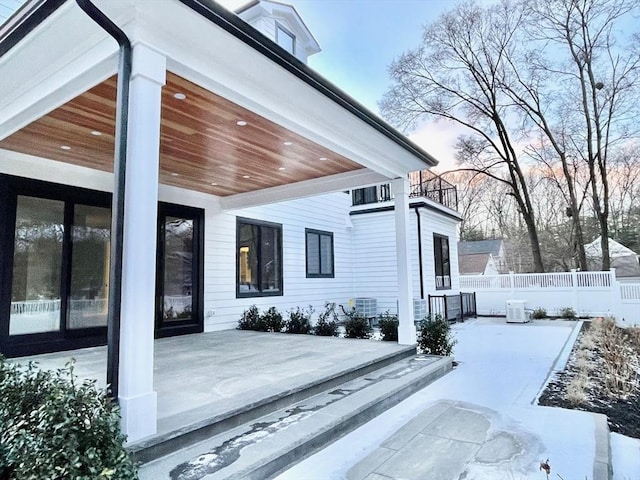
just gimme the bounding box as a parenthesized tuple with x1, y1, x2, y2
(12, 329, 417, 457)
(0, 0, 436, 443)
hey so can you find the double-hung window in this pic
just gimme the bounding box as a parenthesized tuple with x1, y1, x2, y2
(305, 229, 334, 278)
(434, 234, 451, 290)
(237, 218, 283, 297)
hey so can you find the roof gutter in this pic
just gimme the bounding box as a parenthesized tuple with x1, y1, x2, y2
(177, 0, 438, 168)
(75, 0, 130, 401)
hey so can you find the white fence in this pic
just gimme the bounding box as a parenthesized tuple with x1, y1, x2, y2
(460, 270, 640, 325)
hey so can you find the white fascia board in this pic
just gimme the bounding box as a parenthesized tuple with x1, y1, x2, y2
(104, 1, 432, 178)
(220, 168, 388, 211)
(0, 2, 129, 140)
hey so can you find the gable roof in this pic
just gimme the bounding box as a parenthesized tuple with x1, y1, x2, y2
(458, 253, 491, 275)
(584, 236, 638, 259)
(458, 239, 503, 257)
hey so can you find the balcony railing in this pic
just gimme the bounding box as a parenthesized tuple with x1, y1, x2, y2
(351, 170, 458, 211)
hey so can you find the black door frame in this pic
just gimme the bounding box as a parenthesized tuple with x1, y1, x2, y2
(154, 202, 204, 338)
(0, 175, 205, 357)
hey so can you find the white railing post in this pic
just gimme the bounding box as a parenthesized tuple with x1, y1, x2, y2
(609, 268, 619, 320)
(509, 271, 515, 296)
(570, 269, 579, 314)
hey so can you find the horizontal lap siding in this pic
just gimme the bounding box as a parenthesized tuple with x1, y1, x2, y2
(419, 209, 461, 295)
(204, 192, 356, 330)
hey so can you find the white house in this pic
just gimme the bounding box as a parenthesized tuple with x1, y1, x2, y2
(0, 0, 461, 442)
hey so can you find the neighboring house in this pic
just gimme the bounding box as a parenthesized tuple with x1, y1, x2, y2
(458, 239, 508, 275)
(0, 0, 460, 442)
(585, 236, 640, 281)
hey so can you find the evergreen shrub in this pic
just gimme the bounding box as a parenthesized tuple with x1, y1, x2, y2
(417, 313, 457, 356)
(378, 311, 399, 341)
(0, 357, 138, 480)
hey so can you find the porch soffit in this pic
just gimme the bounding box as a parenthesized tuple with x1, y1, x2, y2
(0, 72, 364, 197)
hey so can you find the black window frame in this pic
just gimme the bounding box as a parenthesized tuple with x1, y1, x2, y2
(0, 174, 111, 357)
(236, 217, 283, 298)
(305, 228, 335, 278)
(433, 234, 451, 290)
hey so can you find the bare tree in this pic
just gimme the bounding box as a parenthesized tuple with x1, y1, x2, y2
(520, 0, 640, 269)
(380, 0, 547, 271)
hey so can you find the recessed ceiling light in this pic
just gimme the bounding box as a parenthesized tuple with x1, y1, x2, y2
(319, 157, 328, 161)
(283, 141, 293, 146)
(90, 130, 102, 136)
(174, 92, 186, 100)
(278, 167, 286, 171)
(170, 172, 179, 177)
(60, 145, 71, 150)
(210, 182, 218, 186)
(236, 120, 247, 126)
(243, 175, 251, 179)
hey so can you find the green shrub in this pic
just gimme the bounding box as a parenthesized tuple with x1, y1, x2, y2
(260, 306, 284, 332)
(314, 303, 339, 337)
(285, 306, 314, 334)
(0, 356, 138, 480)
(237, 305, 262, 330)
(378, 311, 399, 341)
(559, 307, 577, 319)
(343, 307, 372, 339)
(531, 307, 547, 319)
(417, 314, 457, 356)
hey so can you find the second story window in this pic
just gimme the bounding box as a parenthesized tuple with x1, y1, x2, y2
(276, 24, 295, 55)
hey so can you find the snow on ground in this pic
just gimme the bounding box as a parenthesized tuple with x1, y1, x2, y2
(612, 433, 640, 480)
(276, 318, 635, 479)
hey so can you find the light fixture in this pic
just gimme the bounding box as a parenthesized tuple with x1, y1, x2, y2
(60, 145, 71, 150)
(236, 120, 247, 126)
(278, 167, 286, 171)
(319, 157, 328, 161)
(173, 92, 186, 100)
(283, 141, 293, 146)
(210, 182, 218, 186)
(243, 175, 251, 179)
(90, 130, 102, 136)
(170, 172, 179, 177)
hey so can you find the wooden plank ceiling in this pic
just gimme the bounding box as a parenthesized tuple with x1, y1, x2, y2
(0, 72, 362, 196)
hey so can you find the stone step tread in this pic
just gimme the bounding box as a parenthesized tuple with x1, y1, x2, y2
(139, 354, 452, 480)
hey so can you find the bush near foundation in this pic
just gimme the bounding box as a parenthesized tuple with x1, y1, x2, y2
(261, 306, 284, 332)
(237, 305, 264, 331)
(314, 303, 339, 337)
(0, 356, 138, 480)
(285, 306, 314, 334)
(343, 307, 372, 339)
(531, 307, 547, 319)
(378, 311, 399, 341)
(417, 314, 457, 356)
(559, 307, 578, 319)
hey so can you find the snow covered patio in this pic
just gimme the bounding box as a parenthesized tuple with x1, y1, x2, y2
(277, 318, 639, 480)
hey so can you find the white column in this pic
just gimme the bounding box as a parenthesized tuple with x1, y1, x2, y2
(118, 44, 166, 443)
(392, 177, 416, 345)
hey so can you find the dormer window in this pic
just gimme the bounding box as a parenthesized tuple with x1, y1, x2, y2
(276, 24, 295, 55)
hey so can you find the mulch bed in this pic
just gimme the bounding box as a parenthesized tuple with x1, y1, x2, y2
(538, 321, 640, 439)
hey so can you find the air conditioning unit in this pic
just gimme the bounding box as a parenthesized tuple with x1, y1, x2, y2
(413, 299, 428, 323)
(355, 298, 377, 319)
(506, 300, 529, 323)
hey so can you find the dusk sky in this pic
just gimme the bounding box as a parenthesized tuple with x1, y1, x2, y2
(219, 0, 470, 169)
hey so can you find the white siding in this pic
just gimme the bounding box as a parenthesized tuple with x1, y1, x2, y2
(350, 204, 460, 316)
(204, 192, 356, 330)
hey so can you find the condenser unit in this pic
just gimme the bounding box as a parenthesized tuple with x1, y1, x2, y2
(506, 300, 529, 323)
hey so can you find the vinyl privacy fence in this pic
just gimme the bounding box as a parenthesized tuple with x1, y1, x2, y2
(460, 270, 640, 325)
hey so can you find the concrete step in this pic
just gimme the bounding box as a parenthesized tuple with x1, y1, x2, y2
(138, 354, 452, 480)
(129, 345, 417, 464)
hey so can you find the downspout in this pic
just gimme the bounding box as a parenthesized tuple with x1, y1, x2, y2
(414, 207, 424, 300)
(75, 0, 131, 400)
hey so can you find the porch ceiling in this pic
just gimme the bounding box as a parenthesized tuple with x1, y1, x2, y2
(0, 71, 362, 197)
